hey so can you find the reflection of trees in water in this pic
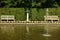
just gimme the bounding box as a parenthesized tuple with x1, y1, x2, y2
(0, 25, 59, 40)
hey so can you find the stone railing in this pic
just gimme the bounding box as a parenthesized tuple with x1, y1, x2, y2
(0, 21, 59, 23)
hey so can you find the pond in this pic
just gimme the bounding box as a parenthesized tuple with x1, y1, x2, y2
(0, 24, 60, 40)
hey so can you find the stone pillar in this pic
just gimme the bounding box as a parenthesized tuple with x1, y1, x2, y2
(26, 8, 29, 22)
(27, 12, 29, 21)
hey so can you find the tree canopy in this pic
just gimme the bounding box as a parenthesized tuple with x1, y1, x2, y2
(0, 0, 60, 8)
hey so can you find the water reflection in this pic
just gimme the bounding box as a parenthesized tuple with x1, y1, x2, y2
(0, 24, 59, 40)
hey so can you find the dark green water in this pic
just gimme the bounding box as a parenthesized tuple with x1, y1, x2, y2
(0, 24, 60, 40)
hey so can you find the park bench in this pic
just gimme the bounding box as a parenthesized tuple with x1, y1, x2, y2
(44, 16, 59, 23)
(1, 15, 15, 21)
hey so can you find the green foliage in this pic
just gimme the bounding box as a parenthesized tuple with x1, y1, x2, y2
(0, 0, 60, 8)
(0, 8, 25, 21)
(0, 8, 60, 21)
(30, 8, 46, 21)
(48, 8, 60, 19)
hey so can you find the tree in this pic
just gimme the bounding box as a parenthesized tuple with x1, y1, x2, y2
(55, 0, 60, 6)
(41, 0, 59, 8)
(0, 0, 59, 8)
(0, 0, 12, 7)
